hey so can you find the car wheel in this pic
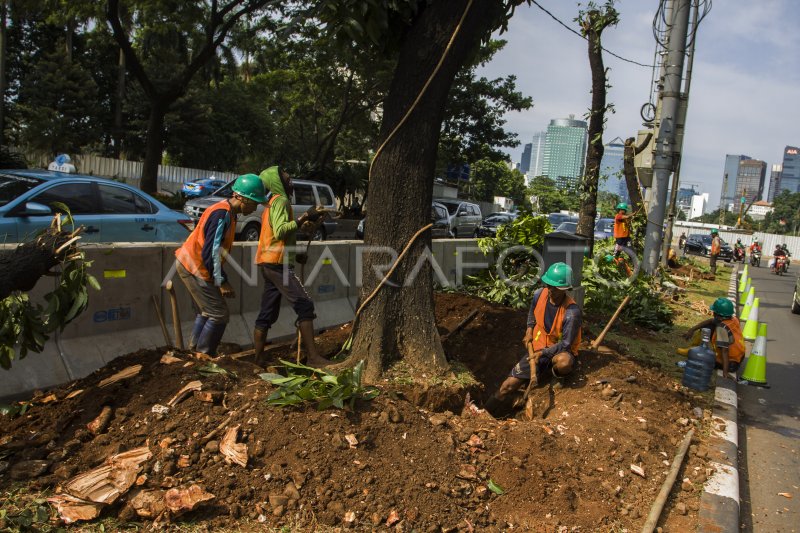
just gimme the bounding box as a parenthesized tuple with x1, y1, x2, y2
(473, 229, 479, 238)
(313, 227, 326, 241)
(242, 222, 260, 242)
(452, 228, 458, 238)
(792, 290, 800, 314)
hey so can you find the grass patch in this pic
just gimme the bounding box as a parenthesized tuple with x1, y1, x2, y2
(385, 360, 479, 388)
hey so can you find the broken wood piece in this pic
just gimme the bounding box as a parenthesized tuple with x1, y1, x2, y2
(344, 434, 358, 448)
(164, 484, 215, 515)
(65, 389, 84, 400)
(129, 489, 166, 519)
(200, 402, 252, 444)
(219, 425, 248, 467)
(87, 406, 113, 435)
(47, 493, 104, 524)
(98, 365, 142, 388)
(542, 425, 554, 436)
(167, 380, 202, 407)
(63, 447, 152, 505)
(160, 353, 183, 365)
(37, 393, 58, 404)
(193, 390, 223, 403)
(630, 464, 646, 478)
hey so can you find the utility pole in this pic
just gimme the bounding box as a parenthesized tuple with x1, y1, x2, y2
(642, 0, 692, 274)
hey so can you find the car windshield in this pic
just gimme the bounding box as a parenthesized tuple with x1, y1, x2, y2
(556, 222, 577, 233)
(595, 219, 614, 232)
(485, 214, 511, 223)
(0, 174, 44, 207)
(438, 202, 459, 215)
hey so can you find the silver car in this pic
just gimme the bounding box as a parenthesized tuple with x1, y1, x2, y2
(433, 199, 482, 238)
(184, 178, 338, 241)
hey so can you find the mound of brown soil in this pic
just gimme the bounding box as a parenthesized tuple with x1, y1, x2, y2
(0, 293, 711, 531)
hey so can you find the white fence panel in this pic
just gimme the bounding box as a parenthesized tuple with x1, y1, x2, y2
(673, 221, 800, 258)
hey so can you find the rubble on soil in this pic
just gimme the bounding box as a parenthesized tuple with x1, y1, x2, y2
(0, 293, 710, 531)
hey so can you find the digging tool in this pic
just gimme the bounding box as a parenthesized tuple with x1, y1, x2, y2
(152, 294, 172, 346)
(442, 309, 479, 342)
(590, 295, 631, 350)
(165, 280, 184, 350)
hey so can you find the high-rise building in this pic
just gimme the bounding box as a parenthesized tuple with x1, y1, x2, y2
(542, 116, 587, 189)
(735, 159, 767, 204)
(768, 164, 782, 202)
(520, 143, 532, 174)
(600, 136, 625, 200)
(530, 131, 546, 179)
(720, 154, 750, 209)
(779, 146, 800, 194)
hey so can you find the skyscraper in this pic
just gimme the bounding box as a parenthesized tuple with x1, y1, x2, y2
(542, 116, 587, 189)
(720, 155, 750, 209)
(779, 146, 800, 194)
(520, 143, 532, 173)
(768, 164, 782, 202)
(735, 159, 767, 204)
(600, 136, 625, 200)
(530, 131, 546, 179)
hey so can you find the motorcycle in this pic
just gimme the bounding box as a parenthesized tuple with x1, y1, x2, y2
(733, 247, 745, 263)
(750, 250, 761, 267)
(773, 256, 788, 275)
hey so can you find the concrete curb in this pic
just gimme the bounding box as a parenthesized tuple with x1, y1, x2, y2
(698, 266, 741, 532)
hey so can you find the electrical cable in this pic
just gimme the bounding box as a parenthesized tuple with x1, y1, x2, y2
(529, 0, 656, 68)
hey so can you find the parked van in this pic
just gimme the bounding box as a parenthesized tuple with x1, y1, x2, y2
(433, 199, 482, 237)
(183, 178, 338, 241)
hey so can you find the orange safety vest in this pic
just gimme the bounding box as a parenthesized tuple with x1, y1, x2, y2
(712, 317, 745, 364)
(175, 200, 236, 282)
(531, 288, 582, 354)
(613, 213, 630, 238)
(711, 236, 721, 255)
(255, 195, 294, 265)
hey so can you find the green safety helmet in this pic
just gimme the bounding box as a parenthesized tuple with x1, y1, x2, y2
(710, 228, 718, 235)
(232, 173, 267, 203)
(616, 202, 628, 212)
(710, 297, 734, 318)
(541, 262, 573, 289)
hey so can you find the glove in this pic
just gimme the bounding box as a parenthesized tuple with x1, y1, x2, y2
(296, 252, 308, 265)
(305, 205, 324, 222)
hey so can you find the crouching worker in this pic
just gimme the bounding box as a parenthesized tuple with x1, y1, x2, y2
(175, 174, 266, 357)
(677, 297, 744, 379)
(484, 262, 582, 417)
(253, 166, 330, 368)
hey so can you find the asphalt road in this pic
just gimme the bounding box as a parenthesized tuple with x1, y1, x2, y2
(738, 262, 800, 532)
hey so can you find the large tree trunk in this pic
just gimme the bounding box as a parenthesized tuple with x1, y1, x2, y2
(0, 1, 6, 148)
(346, 0, 503, 383)
(140, 102, 167, 194)
(0, 227, 79, 300)
(113, 48, 126, 157)
(576, 9, 613, 255)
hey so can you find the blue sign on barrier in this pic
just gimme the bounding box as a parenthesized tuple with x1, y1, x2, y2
(317, 285, 336, 294)
(93, 307, 132, 323)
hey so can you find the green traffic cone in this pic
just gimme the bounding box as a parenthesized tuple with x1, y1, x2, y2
(739, 302, 751, 321)
(742, 298, 759, 341)
(741, 323, 768, 385)
(739, 278, 751, 305)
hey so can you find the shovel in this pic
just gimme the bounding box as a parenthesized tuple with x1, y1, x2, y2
(522, 343, 541, 420)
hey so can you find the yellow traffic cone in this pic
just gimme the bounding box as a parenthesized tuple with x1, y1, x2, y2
(742, 264, 749, 280)
(738, 273, 747, 294)
(745, 287, 755, 307)
(739, 278, 751, 305)
(739, 302, 751, 321)
(741, 323, 768, 386)
(742, 298, 759, 341)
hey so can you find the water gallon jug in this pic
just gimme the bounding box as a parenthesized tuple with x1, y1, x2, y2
(681, 328, 716, 391)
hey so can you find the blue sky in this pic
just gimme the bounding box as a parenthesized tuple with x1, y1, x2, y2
(478, 0, 800, 209)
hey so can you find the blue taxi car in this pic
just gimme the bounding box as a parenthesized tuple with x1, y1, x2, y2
(181, 178, 228, 198)
(0, 169, 193, 243)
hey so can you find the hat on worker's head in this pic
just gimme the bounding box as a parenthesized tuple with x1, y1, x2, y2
(541, 262, 573, 290)
(710, 297, 734, 318)
(616, 202, 628, 212)
(232, 173, 267, 203)
(710, 228, 718, 235)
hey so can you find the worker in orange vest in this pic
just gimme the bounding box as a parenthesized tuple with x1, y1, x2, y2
(485, 262, 582, 416)
(709, 228, 722, 275)
(175, 174, 266, 357)
(613, 202, 633, 254)
(252, 166, 329, 368)
(677, 297, 745, 379)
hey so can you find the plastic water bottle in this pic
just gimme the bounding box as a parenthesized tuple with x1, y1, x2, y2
(681, 328, 716, 391)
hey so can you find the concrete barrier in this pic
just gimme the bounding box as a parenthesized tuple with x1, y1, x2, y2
(1, 234, 587, 398)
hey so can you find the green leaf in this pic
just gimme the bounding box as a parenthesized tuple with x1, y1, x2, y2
(87, 275, 101, 291)
(488, 479, 505, 495)
(259, 372, 284, 382)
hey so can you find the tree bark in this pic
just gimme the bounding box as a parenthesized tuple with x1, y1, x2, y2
(0, 1, 6, 148)
(345, 0, 504, 383)
(576, 10, 612, 255)
(0, 229, 77, 300)
(113, 47, 126, 157)
(140, 102, 167, 194)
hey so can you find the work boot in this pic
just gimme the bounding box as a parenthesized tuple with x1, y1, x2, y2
(188, 315, 208, 352)
(195, 319, 227, 358)
(298, 320, 331, 367)
(253, 328, 268, 366)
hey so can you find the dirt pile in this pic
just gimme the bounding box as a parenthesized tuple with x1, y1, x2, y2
(0, 293, 713, 531)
